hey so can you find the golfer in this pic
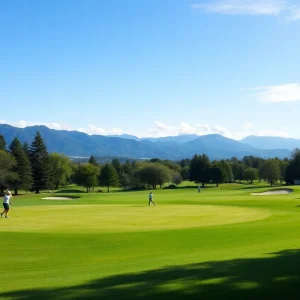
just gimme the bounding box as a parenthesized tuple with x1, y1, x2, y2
(1, 190, 12, 218)
(198, 185, 201, 193)
(149, 192, 156, 206)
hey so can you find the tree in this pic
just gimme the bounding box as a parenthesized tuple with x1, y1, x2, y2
(22, 142, 30, 158)
(189, 154, 211, 187)
(30, 132, 51, 194)
(9, 137, 33, 194)
(277, 159, 288, 183)
(172, 172, 183, 186)
(122, 160, 133, 176)
(0, 135, 6, 151)
(119, 172, 132, 189)
(232, 163, 245, 182)
(88, 155, 98, 166)
(243, 167, 258, 184)
(112, 158, 121, 176)
(219, 160, 233, 183)
(49, 153, 73, 189)
(210, 162, 226, 187)
(73, 163, 100, 192)
(181, 166, 190, 181)
(134, 163, 172, 189)
(0, 150, 17, 194)
(99, 164, 119, 192)
(285, 149, 300, 184)
(261, 159, 281, 186)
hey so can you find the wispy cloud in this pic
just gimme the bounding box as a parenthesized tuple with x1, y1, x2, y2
(191, 0, 285, 16)
(287, 5, 300, 20)
(0, 120, 290, 139)
(254, 83, 300, 103)
(191, 0, 300, 20)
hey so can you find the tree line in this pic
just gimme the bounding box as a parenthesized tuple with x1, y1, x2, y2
(1, 132, 300, 194)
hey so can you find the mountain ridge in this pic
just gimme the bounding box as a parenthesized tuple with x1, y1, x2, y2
(0, 124, 293, 160)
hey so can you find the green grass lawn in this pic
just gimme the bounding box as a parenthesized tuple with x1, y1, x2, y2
(1, 182, 300, 299)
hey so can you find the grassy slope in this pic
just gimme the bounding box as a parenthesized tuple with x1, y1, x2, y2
(1, 182, 300, 299)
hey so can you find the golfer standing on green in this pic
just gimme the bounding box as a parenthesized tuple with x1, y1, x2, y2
(1, 190, 12, 218)
(149, 192, 156, 206)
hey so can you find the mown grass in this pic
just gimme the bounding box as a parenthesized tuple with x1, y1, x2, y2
(1, 182, 300, 299)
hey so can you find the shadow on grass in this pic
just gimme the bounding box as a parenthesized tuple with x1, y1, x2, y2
(2, 249, 300, 299)
(55, 189, 86, 194)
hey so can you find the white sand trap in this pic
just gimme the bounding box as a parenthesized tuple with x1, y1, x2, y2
(251, 189, 293, 196)
(42, 197, 75, 200)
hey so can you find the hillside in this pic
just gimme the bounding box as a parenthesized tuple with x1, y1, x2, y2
(0, 124, 291, 160)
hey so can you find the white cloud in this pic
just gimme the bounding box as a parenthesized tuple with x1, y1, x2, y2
(0, 120, 292, 140)
(191, 0, 286, 16)
(255, 129, 289, 137)
(286, 5, 300, 20)
(211, 125, 233, 138)
(153, 121, 172, 131)
(179, 122, 195, 134)
(254, 83, 300, 103)
(191, 0, 300, 20)
(244, 122, 253, 130)
(85, 125, 106, 135)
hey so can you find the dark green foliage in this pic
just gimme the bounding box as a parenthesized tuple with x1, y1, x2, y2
(99, 164, 119, 192)
(88, 155, 98, 166)
(49, 153, 73, 189)
(172, 172, 183, 186)
(243, 168, 258, 184)
(29, 132, 51, 194)
(231, 163, 245, 182)
(22, 142, 30, 158)
(285, 149, 300, 184)
(0, 134, 6, 151)
(219, 160, 233, 183)
(181, 166, 190, 180)
(242, 156, 264, 169)
(122, 160, 133, 176)
(119, 172, 132, 189)
(0, 150, 17, 194)
(112, 158, 121, 176)
(189, 154, 211, 187)
(210, 161, 227, 187)
(73, 163, 100, 192)
(259, 159, 281, 186)
(134, 163, 172, 189)
(9, 137, 33, 194)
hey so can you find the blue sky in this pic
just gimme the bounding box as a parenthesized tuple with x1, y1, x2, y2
(1, 0, 300, 139)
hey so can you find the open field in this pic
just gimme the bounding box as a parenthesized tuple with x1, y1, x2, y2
(1, 182, 300, 299)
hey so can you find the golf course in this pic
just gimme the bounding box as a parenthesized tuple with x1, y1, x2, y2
(2, 182, 300, 299)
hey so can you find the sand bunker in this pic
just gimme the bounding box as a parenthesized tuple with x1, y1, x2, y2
(251, 189, 293, 196)
(42, 197, 76, 200)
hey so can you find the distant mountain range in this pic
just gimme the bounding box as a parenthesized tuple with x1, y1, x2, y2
(0, 124, 298, 160)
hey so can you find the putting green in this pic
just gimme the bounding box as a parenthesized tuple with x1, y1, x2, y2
(0, 204, 270, 233)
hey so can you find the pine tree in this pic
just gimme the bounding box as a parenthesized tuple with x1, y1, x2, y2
(88, 155, 98, 166)
(112, 158, 121, 176)
(9, 138, 33, 194)
(30, 132, 51, 194)
(23, 142, 30, 158)
(99, 164, 119, 192)
(0, 135, 6, 151)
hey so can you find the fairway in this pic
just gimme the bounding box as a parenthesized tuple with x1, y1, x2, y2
(0, 204, 270, 233)
(2, 184, 300, 299)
